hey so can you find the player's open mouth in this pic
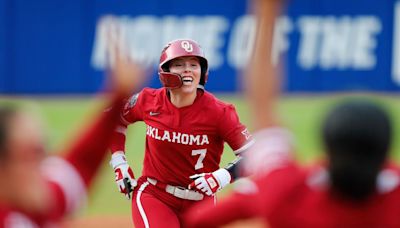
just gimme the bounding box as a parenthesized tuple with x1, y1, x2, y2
(182, 76, 193, 85)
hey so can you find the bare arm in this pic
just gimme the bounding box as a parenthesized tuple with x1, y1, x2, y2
(185, 1, 286, 226)
(64, 16, 145, 187)
(245, 0, 284, 131)
(43, 17, 146, 217)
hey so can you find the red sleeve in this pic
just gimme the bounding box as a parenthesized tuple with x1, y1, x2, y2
(109, 123, 127, 153)
(42, 157, 90, 216)
(38, 95, 127, 218)
(241, 127, 294, 177)
(184, 179, 263, 228)
(109, 91, 143, 154)
(45, 181, 67, 219)
(62, 95, 125, 187)
(42, 94, 123, 216)
(121, 92, 143, 124)
(254, 164, 303, 219)
(16, 180, 68, 224)
(218, 104, 252, 154)
(184, 164, 302, 228)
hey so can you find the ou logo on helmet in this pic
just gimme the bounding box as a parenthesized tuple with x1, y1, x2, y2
(181, 40, 193, 52)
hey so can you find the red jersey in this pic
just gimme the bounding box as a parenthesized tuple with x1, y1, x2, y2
(110, 88, 252, 186)
(185, 128, 400, 228)
(0, 158, 86, 228)
(0, 96, 124, 228)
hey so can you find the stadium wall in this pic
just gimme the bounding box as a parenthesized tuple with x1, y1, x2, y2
(1, 0, 399, 94)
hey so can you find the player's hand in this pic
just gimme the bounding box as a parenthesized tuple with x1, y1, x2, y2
(110, 152, 137, 200)
(188, 168, 232, 196)
(102, 15, 147, 97)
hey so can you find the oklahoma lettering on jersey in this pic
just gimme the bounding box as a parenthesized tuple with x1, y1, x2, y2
(146, 124, 210, 146)
(111, 87, 252, 187)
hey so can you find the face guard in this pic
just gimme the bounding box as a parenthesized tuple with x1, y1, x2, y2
(158, 39, 208, 89)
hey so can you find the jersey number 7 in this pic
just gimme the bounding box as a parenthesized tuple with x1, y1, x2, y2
(192, 149, 207, 170)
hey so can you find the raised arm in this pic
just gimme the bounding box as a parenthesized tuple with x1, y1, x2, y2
(184, 1, 286, 227)
(42, 16, 146, 216)
(246, 0, 282, 131)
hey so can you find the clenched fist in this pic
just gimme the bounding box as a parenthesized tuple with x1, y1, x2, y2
(110, 152, 137, 200)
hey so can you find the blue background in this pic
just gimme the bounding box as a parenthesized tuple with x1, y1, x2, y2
(0, 0, 399, 94)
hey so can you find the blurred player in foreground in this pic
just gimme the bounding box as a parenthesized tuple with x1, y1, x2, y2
(185, 0, 400, 227)
(109, 37, 254, 226)
(0, 18, 145, 227)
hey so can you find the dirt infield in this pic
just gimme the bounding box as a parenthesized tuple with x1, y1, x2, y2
(64, 215, 133, 228)
(63, 216, 267, 228)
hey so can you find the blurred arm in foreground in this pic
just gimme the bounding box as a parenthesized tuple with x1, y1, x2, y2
(0, 16, 146, 227)
(186, 0, 400, 226)
(184, 1, 287, 227)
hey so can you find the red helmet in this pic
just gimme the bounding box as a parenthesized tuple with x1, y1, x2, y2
(158, 39, 209, 89)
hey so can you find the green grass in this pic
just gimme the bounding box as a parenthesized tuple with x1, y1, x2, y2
(2, 94, 400, 216)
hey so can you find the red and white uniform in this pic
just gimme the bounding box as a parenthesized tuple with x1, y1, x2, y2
(110, 87, 253, 227)
(185, 128, 400, 228)
(111, 87, 252, 185)
(0, 97, 124, 228)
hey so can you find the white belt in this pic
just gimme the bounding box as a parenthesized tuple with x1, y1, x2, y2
(147, 177, 204, 201)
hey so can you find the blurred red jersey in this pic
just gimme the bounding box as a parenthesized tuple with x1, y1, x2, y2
(0, 159, 86, 228)
(0, 97, 124, 228)
(185, 128, 400, 228)
(251, 164, 400, 227)
(111, 87, 252, 186)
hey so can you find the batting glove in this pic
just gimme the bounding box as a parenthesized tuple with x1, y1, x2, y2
(189, 168, 232, 196)
(110, 152, 137, 200)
